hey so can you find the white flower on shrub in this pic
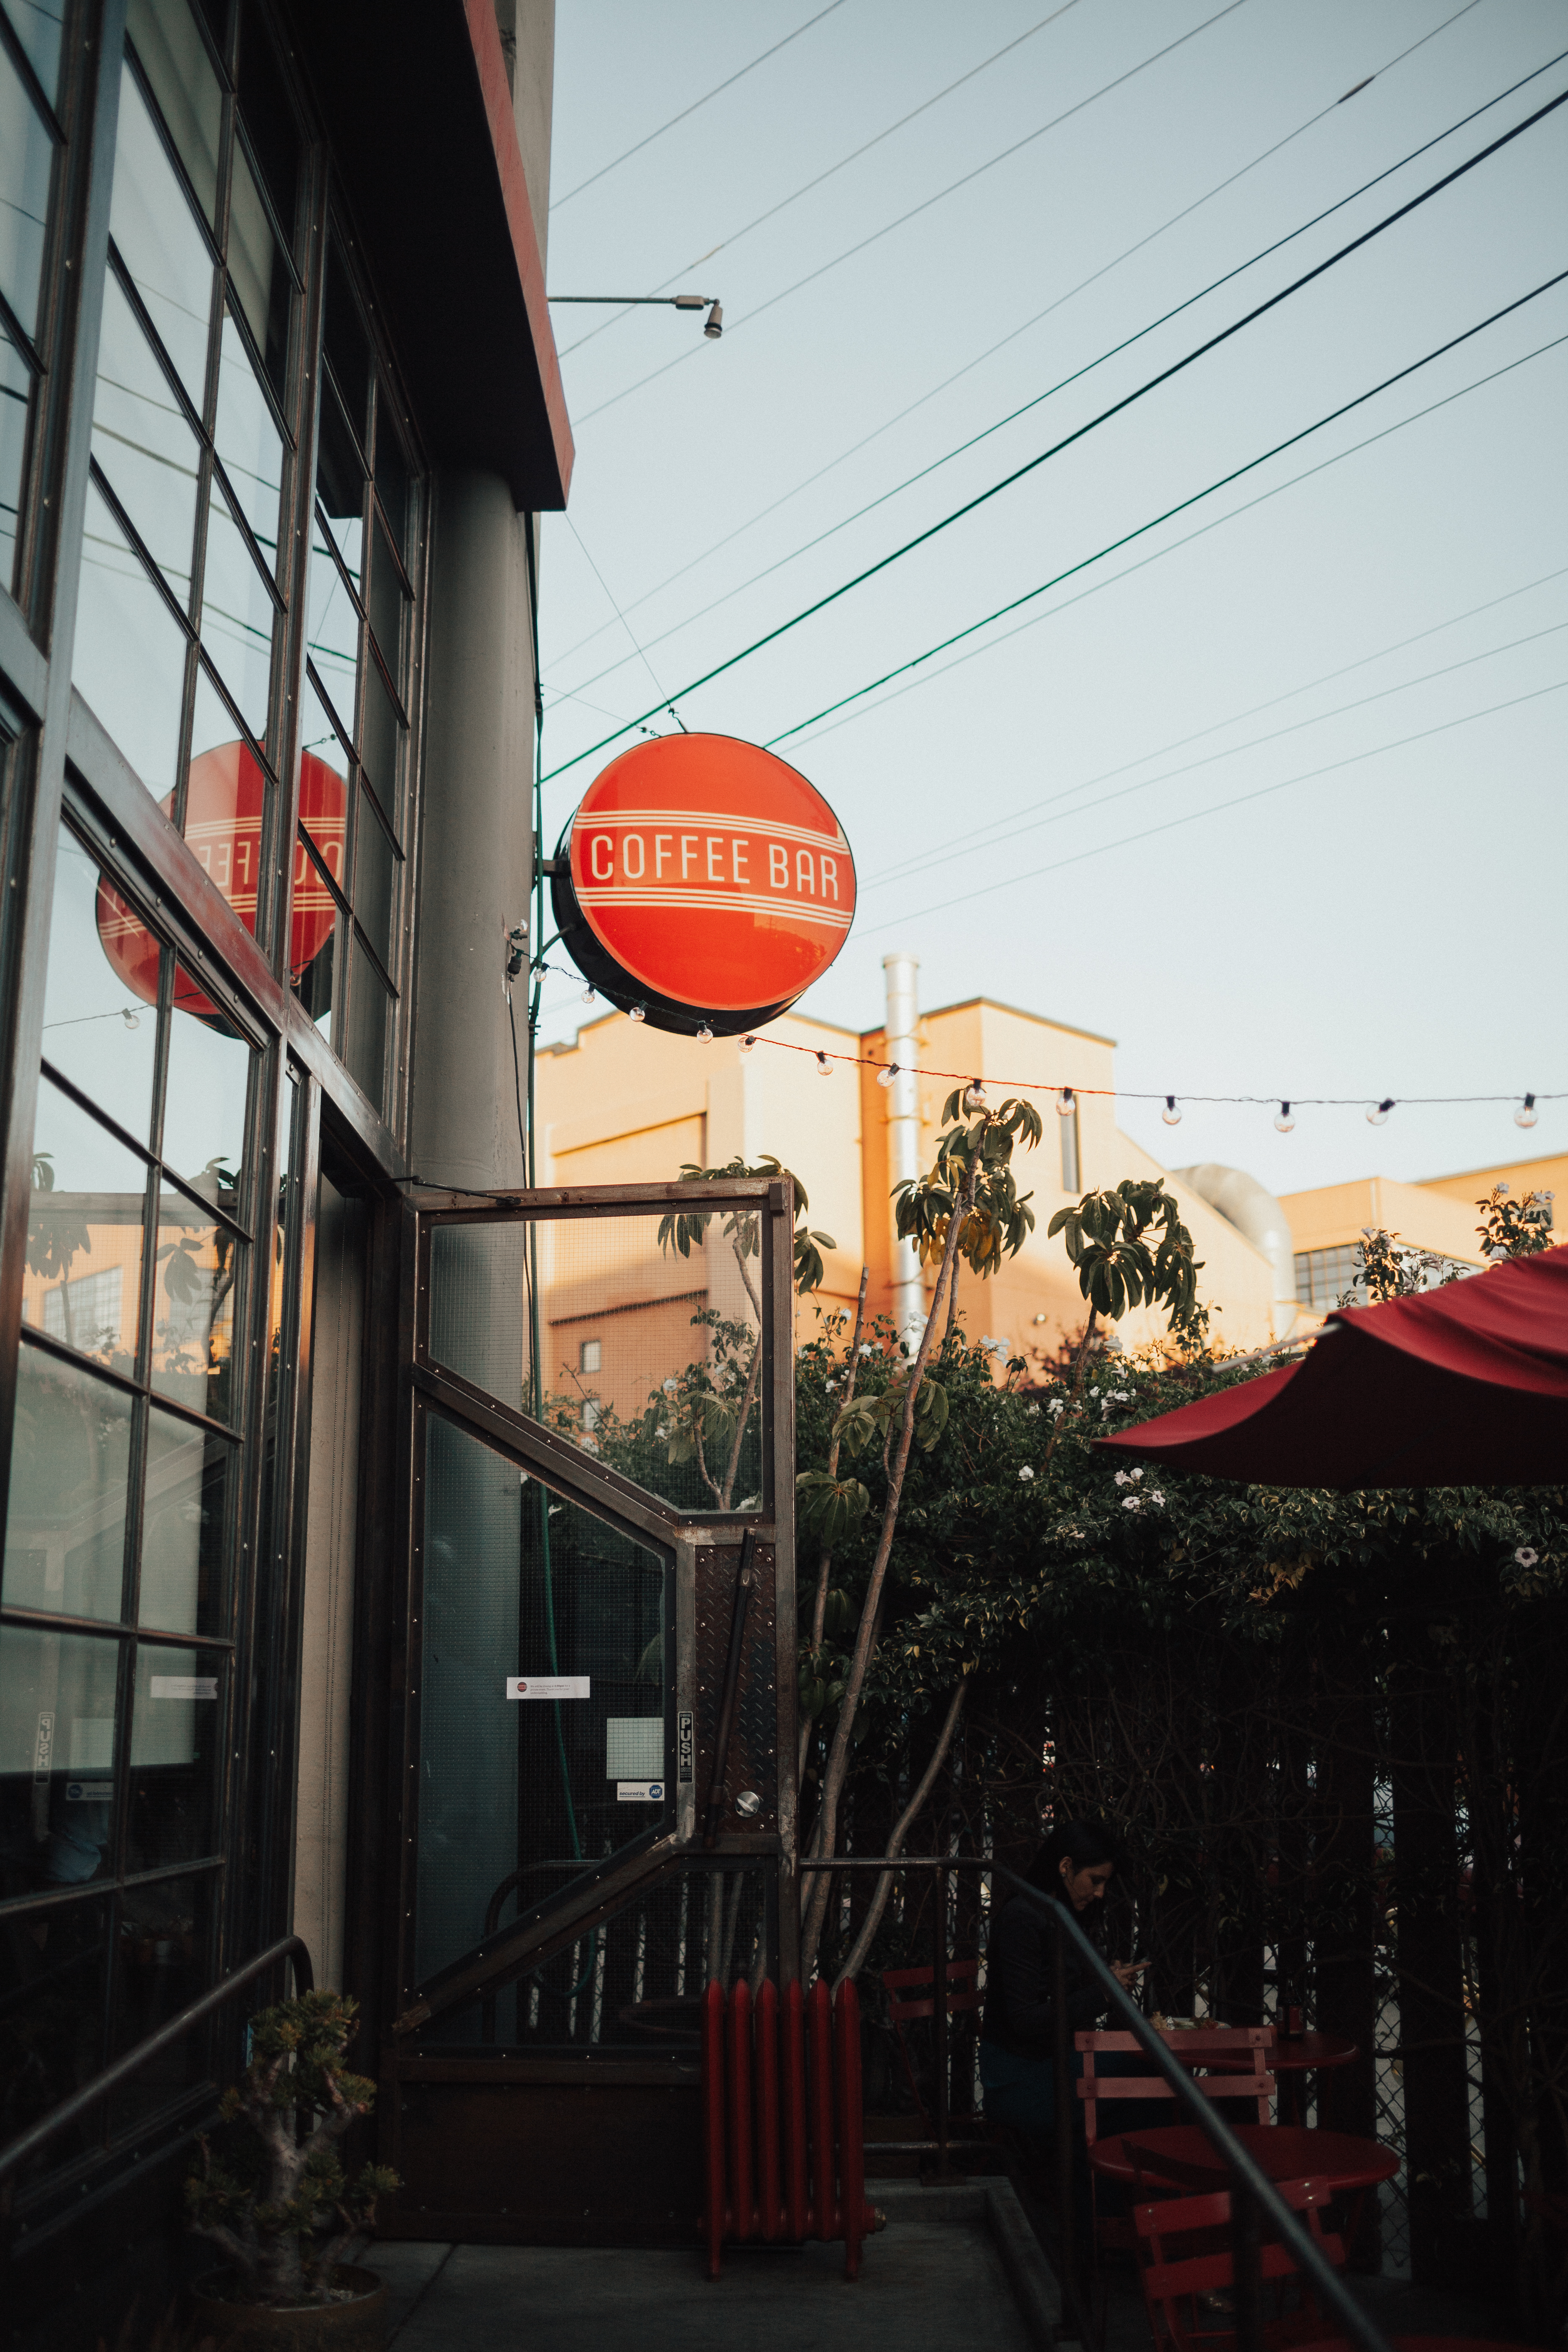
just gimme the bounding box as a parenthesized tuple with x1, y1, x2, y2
(1151, 1491, 1166, 1507)
(1515, 1545, 1539, 1568)
(1026, 1402, 1041, 1417)
(1019, 1465, 1035, 1482)
(1122, 1496, 1142, 1511)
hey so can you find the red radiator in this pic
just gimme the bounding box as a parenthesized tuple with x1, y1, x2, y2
(701, 1977, 875, 2280)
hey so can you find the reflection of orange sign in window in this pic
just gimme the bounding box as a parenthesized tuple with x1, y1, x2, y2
(562, 734, 856, 1018)
(95, 740, 347, 1021)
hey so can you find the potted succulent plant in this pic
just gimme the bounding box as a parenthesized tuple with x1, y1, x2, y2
(185, 1991, 399, 2350)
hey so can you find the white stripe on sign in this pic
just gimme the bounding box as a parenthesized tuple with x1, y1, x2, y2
(506, 1676, 590, 1700)
(617, 1782, 665, 1803)
(150, 1676, 217, 1700)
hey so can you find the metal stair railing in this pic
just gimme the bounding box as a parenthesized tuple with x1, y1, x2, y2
(801, 1855, 1395, 2352)
(0, 1932, 313, 2190)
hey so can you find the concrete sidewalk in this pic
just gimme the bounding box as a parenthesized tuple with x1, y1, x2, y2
(374, 2183, 1053, 2352)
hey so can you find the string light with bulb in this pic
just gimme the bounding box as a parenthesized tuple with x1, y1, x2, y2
(522, 959, 1559, 1132)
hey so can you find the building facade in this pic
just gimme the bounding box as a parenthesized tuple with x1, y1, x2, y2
(535, 985, 1292, 1374)
(0, 0, 567, 2329)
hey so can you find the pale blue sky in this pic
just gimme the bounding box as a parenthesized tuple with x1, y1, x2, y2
(536, 0, 1567, 1199)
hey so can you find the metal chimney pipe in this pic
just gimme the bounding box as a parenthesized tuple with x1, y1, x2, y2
(882, 952, 923, 1341)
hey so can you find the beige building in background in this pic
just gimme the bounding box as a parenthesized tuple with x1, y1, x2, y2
(535, 991, 1287, 1388)
(1280, 1150, 1561, 1313)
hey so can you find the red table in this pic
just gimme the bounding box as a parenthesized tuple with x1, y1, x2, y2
(1293, 2342, 1521, 2352)
(1089, 2122, 1398, 2197)
(1268, 2032, 1359, 2126)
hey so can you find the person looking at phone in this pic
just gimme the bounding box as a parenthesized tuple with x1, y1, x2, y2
(979, 1818, 1154, 2207)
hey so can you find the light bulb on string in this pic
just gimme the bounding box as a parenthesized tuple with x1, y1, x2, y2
(1161, 1096, 1181, 1126)
(695, 1022, 714, 1044)
(1515, 1093, 1538, 1129)
(739, 1034, 756, 1055)
(815, 1052, 832, 1078)
(1274, 1102, 1295, 1133)
(629, 1003, 647, 1024)
(1056, 1088, 1076, 1117)
(121, 1008, 141, 1031)
(1367, 1099, 1395, 1127)
(580, 985, 595, 1005)
(877, 1062, 898, 1090)
(962, 1081, 987, 1111)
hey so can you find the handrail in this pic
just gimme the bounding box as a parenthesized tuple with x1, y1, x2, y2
(0, 1932, 312, 2186)
(801, 1855, 1394, 2352)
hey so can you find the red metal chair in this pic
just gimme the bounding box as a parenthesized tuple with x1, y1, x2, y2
(1079, 2027, 1275, 2256)
(1133, 2176, 1346, 2352)
(880, 1959, 983, 2130)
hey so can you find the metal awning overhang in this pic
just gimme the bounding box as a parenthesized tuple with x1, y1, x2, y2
(284, 0, 574, 511)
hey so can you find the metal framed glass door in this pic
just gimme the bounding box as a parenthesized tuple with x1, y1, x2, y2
(384, 1177, 798, 2070)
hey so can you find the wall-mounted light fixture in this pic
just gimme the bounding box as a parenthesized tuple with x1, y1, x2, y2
(548, 293, 722, 339)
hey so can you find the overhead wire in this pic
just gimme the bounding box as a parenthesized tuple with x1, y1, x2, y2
(540, 94, 1568, 782)
(552, 39, 1567, 708)
(548, 2, 1527, 676)
(787, 334, 1568, 755)
(573, 0, 1253, 424)
(855, 674, 1568, 938)
(859, 617, 1568, 896)
(763, 281, 1568, 753)
(557, 0, 1086, 359)
(549, 0, 849, 210)
(562, 514, 689, 732)
(864, 561, 1568, 887)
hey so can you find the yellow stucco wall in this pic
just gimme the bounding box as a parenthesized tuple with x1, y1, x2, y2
(1418, 1150, 1565, 1231)
(534, 994, 1282, 1367)
(1278, 1177, 1488, 1265)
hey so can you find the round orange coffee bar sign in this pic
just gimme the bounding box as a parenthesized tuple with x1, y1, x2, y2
(552, 735, 856, 1036)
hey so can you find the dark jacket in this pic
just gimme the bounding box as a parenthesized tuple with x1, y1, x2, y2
(981, 1892, 1108, 2061)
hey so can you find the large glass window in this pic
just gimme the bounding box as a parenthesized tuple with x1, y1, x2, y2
(72, 0, 297, 945)
(1, 815, 256, 2143)
(293, 222, 412, 1113)
(0, 0, 66, 598)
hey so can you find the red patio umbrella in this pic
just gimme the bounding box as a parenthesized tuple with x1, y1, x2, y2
(1097, 1248, 1568, 1488)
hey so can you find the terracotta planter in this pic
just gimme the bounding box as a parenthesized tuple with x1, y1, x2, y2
(189, 2266, 387, 2352)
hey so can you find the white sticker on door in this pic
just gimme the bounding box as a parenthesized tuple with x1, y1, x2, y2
(150, 1677, 217, 1700)
(606, 1718, 663, 1778)
(617, 1781, 665, 1803)
(506, 1676, 590, 1700)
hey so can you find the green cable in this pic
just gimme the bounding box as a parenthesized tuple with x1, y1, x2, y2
(540, 83, 1568, 785)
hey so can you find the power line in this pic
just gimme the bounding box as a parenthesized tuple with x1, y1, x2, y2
(787, 336, 1568, 755)
(541, 99, 1568, 782)
(572, 0, 1253, 425)
(865, 562, 1568, 887)
(552, 39, 1566, 710)
(547, 8, 1536, 675)
(562, 514, 687, 733)
(863, 619, 1568, 896)
(856, 675, 1568, 938)
(557, 0, 1086, 359)
(764, 281, 1568, 752)
(549, 0, 849, 210)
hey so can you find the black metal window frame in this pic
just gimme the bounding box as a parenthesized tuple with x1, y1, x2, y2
(0, 0, 426, 2234)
